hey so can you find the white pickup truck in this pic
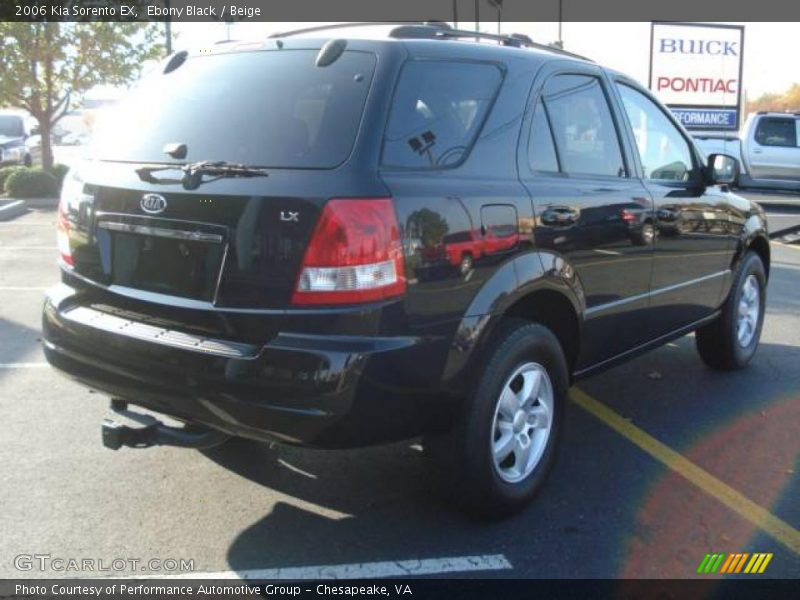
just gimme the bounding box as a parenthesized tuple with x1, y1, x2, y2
(693, 111, 800, 192)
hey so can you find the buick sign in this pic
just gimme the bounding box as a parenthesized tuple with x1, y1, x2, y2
(649, 22, 744, 131)
(140, 193, 167, 214)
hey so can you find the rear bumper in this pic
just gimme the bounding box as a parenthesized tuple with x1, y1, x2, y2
(42, 284, 449, 448)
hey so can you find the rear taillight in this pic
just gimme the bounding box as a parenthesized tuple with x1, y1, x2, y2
(56, 168, 90, 267)
(621, 209, 636, 223)
(56, 186, 75, 267)
(291, 198, 406, 305)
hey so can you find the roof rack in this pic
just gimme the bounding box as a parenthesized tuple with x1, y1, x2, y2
(756, 110, 800, 116)
(269, 22, 592, 62)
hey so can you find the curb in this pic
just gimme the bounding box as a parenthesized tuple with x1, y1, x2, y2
(18, 196, 59, 209)
(757, 202, 800, 212)
(0, 200, 28, 222)
(769, 224, 800, 243)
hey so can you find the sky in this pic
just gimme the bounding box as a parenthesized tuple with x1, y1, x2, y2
(164, 21, 800, 101)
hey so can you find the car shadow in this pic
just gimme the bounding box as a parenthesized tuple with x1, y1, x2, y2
(0, 317, 44, 380)
(199, 331, 800, 577)
(203, 437, 503, 573)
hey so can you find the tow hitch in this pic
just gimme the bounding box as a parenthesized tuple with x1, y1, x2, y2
(101, 399, 230, 450)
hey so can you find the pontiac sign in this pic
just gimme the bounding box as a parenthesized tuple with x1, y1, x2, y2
(649, 22, 744, 130)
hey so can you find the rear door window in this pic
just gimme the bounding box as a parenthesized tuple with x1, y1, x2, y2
(90, 49, 376, 168)
(528, 100, 560, 172)
(381, 60, 503, 169)
(754, 117, 798, 147)
(541, 74, 626, 178)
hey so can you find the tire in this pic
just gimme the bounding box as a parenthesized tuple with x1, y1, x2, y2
(695, 251, 766, 370)
(632, 222, 655, 246)
(459, 253, 473, 275)
(425, 319, 568, 518)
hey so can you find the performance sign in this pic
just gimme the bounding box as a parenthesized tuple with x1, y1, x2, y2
(649, 22, 744, 130)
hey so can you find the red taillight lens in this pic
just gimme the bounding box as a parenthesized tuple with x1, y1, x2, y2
(621, 209, 636, 223)
(291, 198, 406, 305)
(56, 195, 74, 266)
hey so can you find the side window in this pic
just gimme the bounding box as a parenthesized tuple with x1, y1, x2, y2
(382, 61, 503, 169)
(754, 118, 798, 148)
(541, 74, 626, 177)
(528, 100, 560, 172)
(616, 84, 695, 182)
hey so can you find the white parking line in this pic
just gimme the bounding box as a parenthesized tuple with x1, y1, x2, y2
(144, 554, 513, 580)
(0, 246, 56, 250)
(0, 222, 53, 226)
(0, 363, 49, 369)
(774, 262, 800, 271)
(0, 286, 48, 291)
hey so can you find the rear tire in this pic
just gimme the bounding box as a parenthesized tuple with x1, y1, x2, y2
(695, 251, 766, 370)
(425, 319, 568, 518)
(632, 222, 655, 246)
(459, 253, 473, 275)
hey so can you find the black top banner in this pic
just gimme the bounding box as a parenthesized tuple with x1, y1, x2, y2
(1, 0, 800, 22)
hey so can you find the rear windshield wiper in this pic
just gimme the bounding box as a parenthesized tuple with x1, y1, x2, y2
(136, 160, 269, 190)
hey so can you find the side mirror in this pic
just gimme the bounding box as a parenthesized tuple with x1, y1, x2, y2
(706, 153, 738, 186)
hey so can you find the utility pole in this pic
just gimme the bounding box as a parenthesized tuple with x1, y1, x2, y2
(164, 0, 172, 55)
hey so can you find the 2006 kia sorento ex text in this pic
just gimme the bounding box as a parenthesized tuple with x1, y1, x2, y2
(43, 24, 769, 517)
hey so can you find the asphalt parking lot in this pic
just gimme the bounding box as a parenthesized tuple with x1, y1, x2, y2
(0, 197, 798, 580)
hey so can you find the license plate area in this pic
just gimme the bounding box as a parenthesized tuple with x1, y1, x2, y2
(96, 216, 228, 302)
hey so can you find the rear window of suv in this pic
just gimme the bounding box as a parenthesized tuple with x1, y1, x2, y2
(381, 60, 503, 169)
(90, 49, 376, 169)
(754, 117, 798, 148)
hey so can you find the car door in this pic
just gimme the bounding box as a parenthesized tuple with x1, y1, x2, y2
(612, 79, 732, 337)
(748, 116, 800, 180)
(519, 64, 655, 367)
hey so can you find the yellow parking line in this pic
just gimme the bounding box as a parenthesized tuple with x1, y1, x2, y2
(571, 388, 800, 555)
(771, 240, 800, 251)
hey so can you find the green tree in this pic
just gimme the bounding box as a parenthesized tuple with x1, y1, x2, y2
(407, 208, 450, 248)
(0, 22, 163, 169)
(746, 83, 800, 114)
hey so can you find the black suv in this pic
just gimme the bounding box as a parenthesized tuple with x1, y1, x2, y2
(43, 23, 769, 517)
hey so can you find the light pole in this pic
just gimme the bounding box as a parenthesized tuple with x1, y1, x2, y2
(488, 0, 503, 36)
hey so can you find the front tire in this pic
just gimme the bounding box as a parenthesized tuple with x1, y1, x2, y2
(695, 251, 766, 370)
(426, 319, 568, 518)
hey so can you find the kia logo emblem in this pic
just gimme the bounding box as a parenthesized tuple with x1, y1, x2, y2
(140, 193, 167, 214)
